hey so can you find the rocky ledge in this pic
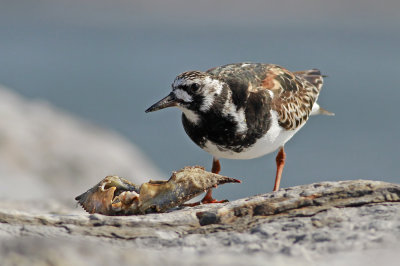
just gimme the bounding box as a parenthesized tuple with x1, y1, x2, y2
(1, 179, 400, 266)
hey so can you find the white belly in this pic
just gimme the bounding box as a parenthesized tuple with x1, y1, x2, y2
(203, 110, 304, 159)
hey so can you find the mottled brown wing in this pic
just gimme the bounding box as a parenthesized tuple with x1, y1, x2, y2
(207, 63, 323, 130)
(262, 65, 322, 130)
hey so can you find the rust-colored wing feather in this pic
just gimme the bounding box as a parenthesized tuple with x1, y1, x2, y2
(262, 66, 322, 130)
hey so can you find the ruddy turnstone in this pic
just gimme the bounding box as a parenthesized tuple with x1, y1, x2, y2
(146, 63, 333, 203)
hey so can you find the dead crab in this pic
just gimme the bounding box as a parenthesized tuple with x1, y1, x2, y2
(75, 166, 241, 215)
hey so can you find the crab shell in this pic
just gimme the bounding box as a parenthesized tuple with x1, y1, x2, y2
(75, 166, 241, 215)
(75, 176, 140, 215)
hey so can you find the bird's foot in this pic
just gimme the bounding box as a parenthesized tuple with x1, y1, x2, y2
(201, 196, 229, 204)
(201, 188, 228, 204)
(203, 198, 229, 204)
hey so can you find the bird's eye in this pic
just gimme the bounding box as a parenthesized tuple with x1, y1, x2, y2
(190, 83, 200, 92)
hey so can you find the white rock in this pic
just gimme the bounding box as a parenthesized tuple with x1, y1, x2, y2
(0, 85, 161, 200)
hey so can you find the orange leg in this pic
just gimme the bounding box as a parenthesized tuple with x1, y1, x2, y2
(273, 147, 286, 191)
(211, 157, 221, 174)
(200, 158, 228, 204)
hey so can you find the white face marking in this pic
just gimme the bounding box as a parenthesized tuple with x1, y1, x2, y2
(173, 75, 223, 112)
(199, 76, 223, 112)
(199, 94, 214, 112)
(174, 89, 192, 102)
(178, 106, 200, 125)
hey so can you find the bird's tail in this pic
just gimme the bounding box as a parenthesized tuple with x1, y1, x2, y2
(294, 69, 324, 91)
(310, 103, 335, 116)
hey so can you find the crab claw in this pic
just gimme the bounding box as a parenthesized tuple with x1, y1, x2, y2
(75, 176, 139, 215)
(75, 166, 241, 215)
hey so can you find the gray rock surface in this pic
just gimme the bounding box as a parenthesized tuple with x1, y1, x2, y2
(1, 180, 400, 266)
(0, 85, 161, 201)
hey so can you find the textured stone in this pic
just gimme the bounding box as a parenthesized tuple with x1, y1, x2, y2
(1, 180, 400, 265)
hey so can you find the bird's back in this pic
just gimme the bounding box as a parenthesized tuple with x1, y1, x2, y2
(207, 63, 272, 92)
(207, 63, 324, 130)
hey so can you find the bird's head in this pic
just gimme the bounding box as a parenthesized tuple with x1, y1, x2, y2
(145, 71, 224, 121)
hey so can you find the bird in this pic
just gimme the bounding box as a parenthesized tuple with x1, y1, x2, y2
(145, 63, 333, 204)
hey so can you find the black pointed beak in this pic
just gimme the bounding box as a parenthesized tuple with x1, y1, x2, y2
(145, 92, 178, 113)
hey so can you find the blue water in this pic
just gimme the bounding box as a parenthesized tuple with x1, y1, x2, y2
(1, 1, 399, 200)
